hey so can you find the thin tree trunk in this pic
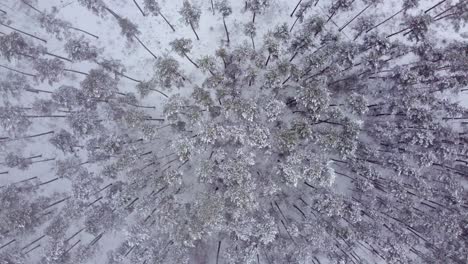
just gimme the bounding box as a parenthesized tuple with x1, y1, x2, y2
(0, 171, 8, 175)
(216, 240, 222, 264)
(290, 16, 299, 32)
(38, 177, 59, 186)
(252, 12, 256, 23)
(251, 36, 255, 50)
(290, 51, 298, 62)
(184, 53, 200, 68)
(64, 228, 85, 243)
(0, 239, 16, 250)
(63, 68, 89, 76)
(21, 235, 46, 250)
(42, 197, 70, 211)
(0, 65, 36, 77)
(0, 22, 47, 43)
(150, 88, 169, 98)
(433, 2, 461, 19)
(211, 0, 215, 15)
(133, 0, 146, 16)
(386, 26, 411, 38)
(366, 8, 403, 33)
(63, 240, 80, 255)
(66, 26, 99, 39)
(290, 0, 303, 17)
(0, 9, 6, 15)
(223, 17, 230, 44)
(158, 11, 176, 32)
(21, 0, 42, 14)
(189, 22, 200, 40)
(425, 0, 447, 13)
(23, 244, 41, 255)
(23, 130, 54, 139)
(265, 53, 271, 66)
(44, 52, 72, 62)
(339, 4, 372, 31)
(26, 88, 52, 94)
(133, 35, 158, 59)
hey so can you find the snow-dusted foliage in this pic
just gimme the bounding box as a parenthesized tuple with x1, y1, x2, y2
(0, 0, 467, 263)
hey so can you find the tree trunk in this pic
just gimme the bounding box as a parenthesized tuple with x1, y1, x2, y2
(184, 53, 200, 68)
(223, 17, 230, 44)
(0, 65, 36, 77)
(38, 177, 59, 186)
(211, 0, 215, 15)
(216, 240, 222, 264)
(158, 11, 176, 32)
(290, 16, 299, 32)
(0, 239, 16, 250)
(190, 21, 200, 40)
(251, 36, 255, 50)
(265, 53, 271, 66)
(0, 22, 47, 43)
(386, 26, 411, 38)
(21, 235, 45, 250)
(425, 0, 447, 13)
(63, 68, 89, 76)
(42, 196, 70, 211)
(366, 8, 403, 33)
(290, 0, 303, 17)
(0, 9, 6, 15)
(44, 52, 72, 62)
(64, 228, 85, 243)
(150, 88, 169, 98)
(339, 4, 372, 31)
(252, 12, 256, 23)
(66, 26, 99, 39)
(63, 240, 81, 255)
(289, 51, 298, 62)
(133, 0, 146, 16)
(21, 0, 43, 14)
(133, 35, 158, 59)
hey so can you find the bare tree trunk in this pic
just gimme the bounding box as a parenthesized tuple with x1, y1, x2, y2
(190, 22, 200, 40)
(44, 52, 72, 62)
(21, 0, 42, 14)
(184, 53, 200, 68)
(0, 9, 6, 14)
(223, 17, 230, 44)
(211, 0, 215, 15)
(251, 36, 255, 50)
(216, 240, 222, 264)
(339, 4, 372, 31)
(64, 228, 85, 243)
(0, 22, 47, 43)
(133, 35, 158, 59)
(133, 0, 146, 16)
(0, 65, 36, 77)
(158, 11, 176, 32)
(252, 12, 256, 23)
(63, 68, 89, 76)
(21, 235, 46, 250)
(0, 239, 16, 250)
(265, 53, 271, 66)
(290, 16, 299, 32)
(63, 240, 80, 255)
(290, 0, 303, 17)
(150, 88, 169, 98)
(425, 0, 447, 13)
(386, 26, 411, 38)
(366, 8, 403, 33)
(66, 26, 99, 39)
